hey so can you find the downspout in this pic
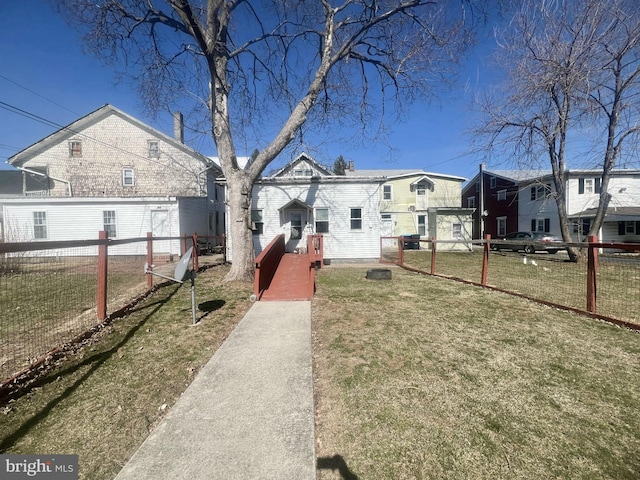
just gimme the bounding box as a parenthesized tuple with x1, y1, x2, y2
(15, 166, 73, 197)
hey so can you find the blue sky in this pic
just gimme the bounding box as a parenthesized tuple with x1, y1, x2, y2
(0, 1, 498, 181)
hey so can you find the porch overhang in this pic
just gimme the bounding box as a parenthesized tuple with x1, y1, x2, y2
(278, 198, 313, 211)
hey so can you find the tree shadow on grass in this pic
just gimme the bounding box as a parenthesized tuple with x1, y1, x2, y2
(317, 454, 359, 479)
(0, 284, 182, 452)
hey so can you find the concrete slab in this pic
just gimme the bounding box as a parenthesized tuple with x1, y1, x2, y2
(115, 301, 315, 480)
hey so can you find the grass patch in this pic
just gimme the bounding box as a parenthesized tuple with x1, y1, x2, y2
(313, 266, 640, 479)
(0, 264, 252, 479)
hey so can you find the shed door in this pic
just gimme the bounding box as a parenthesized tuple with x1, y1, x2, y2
(151, 210, 171, 254)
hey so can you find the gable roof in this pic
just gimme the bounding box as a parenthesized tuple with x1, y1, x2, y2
(7, 104, 217, 170)
(269, 153, 334, 178)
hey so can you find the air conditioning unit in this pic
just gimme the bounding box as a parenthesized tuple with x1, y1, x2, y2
(408, 205, 415, 212)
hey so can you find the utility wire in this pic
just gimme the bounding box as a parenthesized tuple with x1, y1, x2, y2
(0, 74, 80, 116)
(0, 100, 201, 169)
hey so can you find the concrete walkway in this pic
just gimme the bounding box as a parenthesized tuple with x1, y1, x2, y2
(115, 301, 315, 480)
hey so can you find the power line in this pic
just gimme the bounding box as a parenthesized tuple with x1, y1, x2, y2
(0, 100, 194, 169)
(0, 74, 80, 116)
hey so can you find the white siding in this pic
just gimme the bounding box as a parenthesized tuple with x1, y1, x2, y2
(2, 198, 185, 256)
(253, 181, 382, 260)
(178, 197, 208, 239)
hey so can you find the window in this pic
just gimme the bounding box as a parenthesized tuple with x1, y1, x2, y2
(475, 181, 480, 192)
(148, 141, 159, 158)
(578, 177, 601, 194)
(530, 183, 550, 201)
(350, 208, 362, 230)
(452, 222, 463, 239)
(416, 185, 426, 196)
(69, 140, 82, 157)
(251, 210, 263, 235)
(293, 169, 312, 176)
(417, 215, 427, 236)
(531, 218, 550, 233)
(490, 177, 496, 189)
(497, 217, 507, 237)
(618, 221, 640, 235)
(383, 185, 392, 201)
(103, 211, 117, 238)
(122, 168, 135, 186)
(467, 196, 476, 208)
(497, 189, 507, 201)
(33, 211, 47, 239)
(315, 208, 329, 233)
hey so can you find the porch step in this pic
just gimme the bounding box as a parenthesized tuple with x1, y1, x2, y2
(260, 253, 312, 301)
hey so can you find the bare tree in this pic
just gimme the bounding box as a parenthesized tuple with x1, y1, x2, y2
(475, 0, 640, 261)
(57, 0, 475, 281)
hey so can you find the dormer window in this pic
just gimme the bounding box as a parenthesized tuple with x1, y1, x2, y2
(69, 140, 82, 157)
(148, 141, 159, 158)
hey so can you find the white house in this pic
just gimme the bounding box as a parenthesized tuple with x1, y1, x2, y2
(516, 169, 640, 242)
(3, 105, 225, 255)
(226, 153, 386, 262)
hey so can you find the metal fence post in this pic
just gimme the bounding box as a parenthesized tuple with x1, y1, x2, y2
(97, 231, 108, 320)
(587, 235, 598, 313)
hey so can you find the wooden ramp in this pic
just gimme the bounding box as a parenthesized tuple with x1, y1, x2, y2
(260, 254, 313, 301)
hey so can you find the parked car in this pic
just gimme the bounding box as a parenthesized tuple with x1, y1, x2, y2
(491, 231, 564, 254)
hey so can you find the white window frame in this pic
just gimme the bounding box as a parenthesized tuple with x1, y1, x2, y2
(122, 168, 135, 186)
(417, 215, 427, 237)
(148, 141, 160, 158)
(315, 208, 329, 234)
(497, 217, 507, 237)
(103, 210, 117, 238)
(33, 211, 47, 239)
(69, 140, 82, 158)
(452, 222, 463, 239)
(383, 185, 392, 201)
(497, 189, 507, 201)
(490, 177, 496, 189)
(467, 196, 476, 209)
(584, 179, 594, 194)
(350, 208, 362, 230)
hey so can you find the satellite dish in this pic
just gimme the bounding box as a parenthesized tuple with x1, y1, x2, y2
(174, 246, 193, 282)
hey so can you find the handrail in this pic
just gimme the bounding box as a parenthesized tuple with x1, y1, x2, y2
(254, 234, 286, 300)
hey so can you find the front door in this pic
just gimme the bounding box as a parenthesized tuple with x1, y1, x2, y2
(286, 210, 305, 252)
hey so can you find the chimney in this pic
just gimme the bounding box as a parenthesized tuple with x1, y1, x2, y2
(173, 112, 184, 143)
(348, 160, 355, 172)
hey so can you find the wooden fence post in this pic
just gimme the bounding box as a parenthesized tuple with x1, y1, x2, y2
(398, 236, 404, 265)
(587, 235, 598, 313)
(146, 232, 153, 289)
(97, 230, 108, 320)
(481, 234, 490, 286)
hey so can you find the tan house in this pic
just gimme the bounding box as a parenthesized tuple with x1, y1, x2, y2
(347, 167, 473, 251)
(3, 105, 224, 254)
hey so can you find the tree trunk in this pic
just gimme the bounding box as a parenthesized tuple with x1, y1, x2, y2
(224, 169, 256, 282)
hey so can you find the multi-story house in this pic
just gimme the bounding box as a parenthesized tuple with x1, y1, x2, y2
(465, 166, 640, 242)
(3, 104, 224, 255)
(347, 164, 473, 250)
